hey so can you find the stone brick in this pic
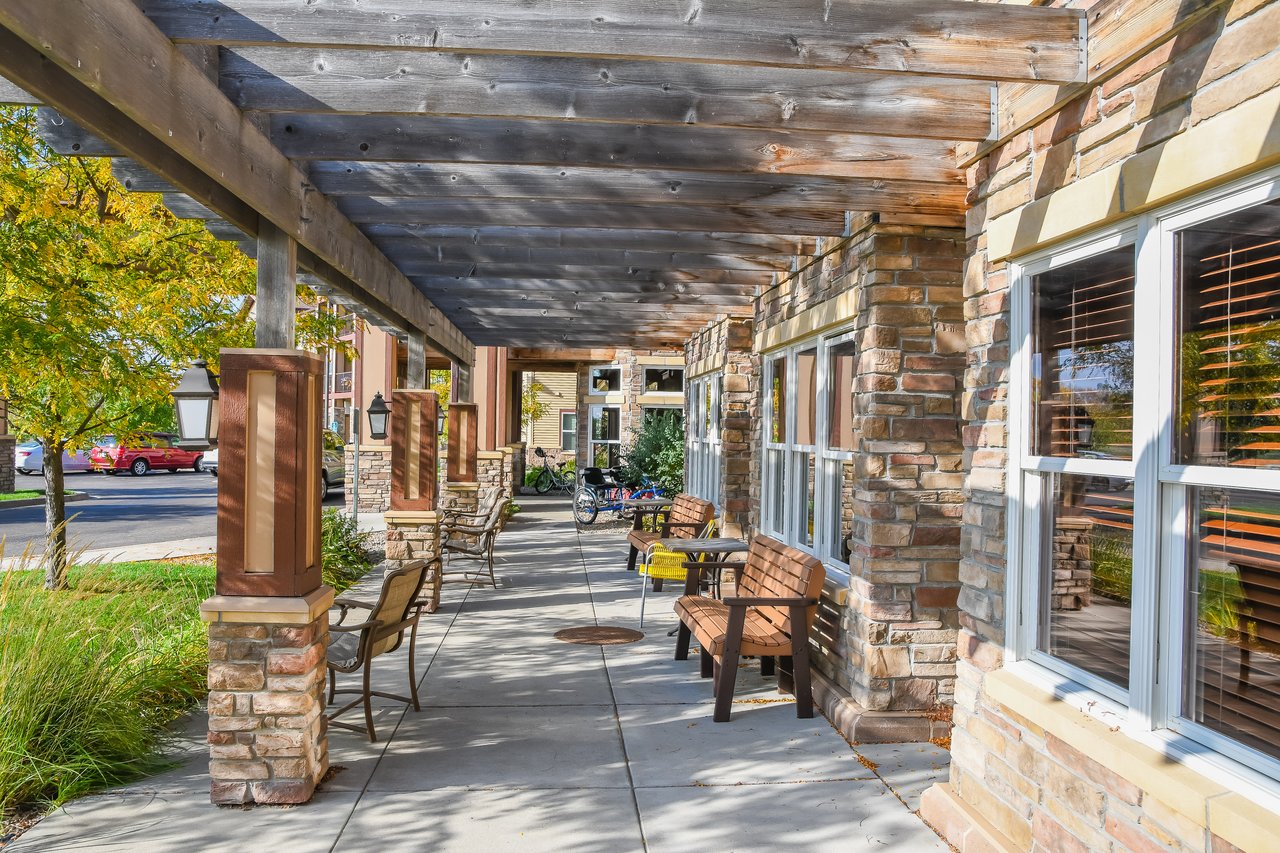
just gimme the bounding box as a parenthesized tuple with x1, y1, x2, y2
(1105, 814, 1178, 853)
(209, 759, 270, 781)
(208, 663, 265, 692)
(208, 624, 269, 641)
(249, 780, 315, 805)
(1044, 734, 1141, 805)
(266, 643, 324, 676)
(210, 781, 251, 805)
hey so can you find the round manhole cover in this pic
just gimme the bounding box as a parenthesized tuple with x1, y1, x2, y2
(554, 626, 644, 645)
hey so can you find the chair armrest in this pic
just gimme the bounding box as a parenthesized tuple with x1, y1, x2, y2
(722, 596, 818, 608)
(333, 597, 373, 609)
(442, 521, 494, 535)
(329, 619, 378, 633)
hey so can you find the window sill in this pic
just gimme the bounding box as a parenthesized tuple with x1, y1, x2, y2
(985, 667, 1280, 852)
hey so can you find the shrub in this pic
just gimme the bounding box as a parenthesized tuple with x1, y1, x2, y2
(621, 412, 685, 494)
(321, 508, 372, 592)
(0, 561, 214, 813)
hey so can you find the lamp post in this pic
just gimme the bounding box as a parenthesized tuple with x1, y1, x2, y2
(171, 359, 220, 450)
(367, 392, 391, 441)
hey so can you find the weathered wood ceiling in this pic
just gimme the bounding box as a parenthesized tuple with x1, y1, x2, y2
(2, 0, 1086, 350)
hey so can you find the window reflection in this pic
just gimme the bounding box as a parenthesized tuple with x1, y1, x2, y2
(796, 348, 817, 446)
(770, 356, 787, 443)
(828, 341, 857, 451)
(1031, 248, 1136, 459)
(1185, 487, 1280, 761)
(1038, 472, 1134, 688)
(1176, 198, 1280, 469)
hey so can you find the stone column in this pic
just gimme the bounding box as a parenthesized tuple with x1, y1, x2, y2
(842, 226, 967, 714)
(203, 349, 330, 805)
(719, 321, 756, 537)
(508, 441, 527, 496)
(345, 445, 392, 513)
(1051, 517, 1096, 610)
(476, 450, 506, 500)
(0, 397, 14, 494)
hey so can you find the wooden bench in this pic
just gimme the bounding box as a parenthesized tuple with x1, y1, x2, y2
(625, 493, 715, 574)
(673, 535, 825, 722)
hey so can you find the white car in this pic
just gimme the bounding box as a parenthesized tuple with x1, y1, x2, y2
(14, 441, 93, 475)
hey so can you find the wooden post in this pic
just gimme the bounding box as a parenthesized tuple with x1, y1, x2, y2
(451, 360, 473, 403)
(407, 329, 428, 389)
(256, 221, 296, 349)
(391, 389, 439, 512)
(446, 402, 479, 483)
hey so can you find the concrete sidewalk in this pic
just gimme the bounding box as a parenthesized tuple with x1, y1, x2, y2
(11, 498, 949, 852)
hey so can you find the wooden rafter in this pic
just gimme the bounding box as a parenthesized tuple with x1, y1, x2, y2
(219, 46, 997, 140)
(139, 0, 1086, 83)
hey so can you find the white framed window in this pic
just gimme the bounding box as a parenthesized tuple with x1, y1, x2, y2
(560, 411, 577, 452)
(762, 332, 857, 575)
(686, 373, 721, 508)
(588, 405, 621, 468)
(644, 367, 685, 393)
(589, 365, 622, 394)
(1008, 167, 1280, 786)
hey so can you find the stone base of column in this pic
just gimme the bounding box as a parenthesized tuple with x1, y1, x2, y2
(813, 670, 952, 744)
(0, 435, 15, 494)
(200, 586, 334, 806)
(476, 451, 507, 500)
(439, 482, 480, 515)
(385, 510, 442, 612)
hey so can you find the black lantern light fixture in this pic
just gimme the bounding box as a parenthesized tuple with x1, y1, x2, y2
(437, 407, 447, 436)
(1075, 411, 1096, 450)
(367, 392, 391, 441)
(171, 359, 220, 450)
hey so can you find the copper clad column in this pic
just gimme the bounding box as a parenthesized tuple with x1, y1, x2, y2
(199, 349, 333, 806)
(446, 402, 479, 484)
(385, 389, 443, 609)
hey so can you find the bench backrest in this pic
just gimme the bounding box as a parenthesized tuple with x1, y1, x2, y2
(667, 494, 716, 539)
(738, 535, 825, 637)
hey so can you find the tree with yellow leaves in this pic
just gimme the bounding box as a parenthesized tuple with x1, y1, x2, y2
(0, 108, 341, 588)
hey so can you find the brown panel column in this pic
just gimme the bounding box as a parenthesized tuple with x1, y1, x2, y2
(201, 348, 331, 806)
(446, 402, 479, 483)
(391, 389, 439, 512)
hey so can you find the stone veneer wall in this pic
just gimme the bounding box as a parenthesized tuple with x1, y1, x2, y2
(684, 318, 757, 537)
(0, 436, 14, 494)
(922, 1, 1280, 850)
(575, 347, 684, 468)
(345, 446, 391, 513)
(747, 216, 966, 721)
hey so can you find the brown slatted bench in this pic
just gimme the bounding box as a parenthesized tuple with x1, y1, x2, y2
(625, 493, 715, 574)
(674, 534, 825, 722)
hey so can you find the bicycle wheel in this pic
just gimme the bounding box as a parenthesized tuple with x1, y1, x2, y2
(534, 468, 554, 494)
(572, 487, 599, 524)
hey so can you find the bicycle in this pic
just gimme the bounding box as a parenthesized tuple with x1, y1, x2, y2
(531, 446, 575, 494)
(572, 467, 665, 525)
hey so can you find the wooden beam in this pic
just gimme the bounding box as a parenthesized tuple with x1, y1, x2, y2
(140, 0, 1086, 84)
(0, 0, 473, 365)
(256, 221, 297, 348)
(34, 107, 118, 156)
(308, 161, 965, 209)
(273, 114, 962, 181)
(221, 47, 995, 140)
(408, 265, 768, 285)
(422, 288, 755, 309)
(339, 198, 851, 236)
(367, 225, 816, 256)
(411, 276, 757, 299)
(379, 244, 789, 272)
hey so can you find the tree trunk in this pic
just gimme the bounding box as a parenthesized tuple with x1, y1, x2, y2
(43, 442, 68, 590)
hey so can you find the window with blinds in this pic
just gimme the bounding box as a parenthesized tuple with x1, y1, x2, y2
(1031, 247, 1136, 460)
(1180, 198, 1280, 762)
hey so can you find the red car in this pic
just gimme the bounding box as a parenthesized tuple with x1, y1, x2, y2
(90, 433, 206, 476)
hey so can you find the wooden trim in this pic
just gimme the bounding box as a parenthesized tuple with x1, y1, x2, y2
(391, 389, 440, 512)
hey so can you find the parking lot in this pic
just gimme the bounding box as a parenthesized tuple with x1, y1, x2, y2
(0, 468, 345, 555)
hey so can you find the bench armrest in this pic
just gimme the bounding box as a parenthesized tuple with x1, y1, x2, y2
(682, 559, 747, 594)
(660, 521, 710, 536)
(722, 596, 819, 608)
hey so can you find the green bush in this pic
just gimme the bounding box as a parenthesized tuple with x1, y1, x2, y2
(621, 412, 685, 494)
(0, 561, 214, 814)
(321, 508, 372, 593)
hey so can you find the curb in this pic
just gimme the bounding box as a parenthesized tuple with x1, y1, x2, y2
(0, 492, 90, 511)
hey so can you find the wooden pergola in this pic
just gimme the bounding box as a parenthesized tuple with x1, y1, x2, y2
(0, 0, 1085, 354)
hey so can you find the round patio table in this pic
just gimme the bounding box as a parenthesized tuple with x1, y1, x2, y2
(657, 536, 750, 598)
(624, 497, 674, 536)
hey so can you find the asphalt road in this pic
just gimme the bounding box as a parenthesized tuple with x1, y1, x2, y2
(0, 468, 345, 555)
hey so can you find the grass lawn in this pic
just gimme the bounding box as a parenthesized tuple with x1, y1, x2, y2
(0, 559, 215, 816)
(0, 489, 78, 502)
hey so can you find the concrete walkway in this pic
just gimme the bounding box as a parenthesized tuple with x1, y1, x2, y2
(11, 498, 949, 852)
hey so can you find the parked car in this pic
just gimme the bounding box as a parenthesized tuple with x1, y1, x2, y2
(90, 433, 205, 475)
(14, 441, 92, 475)
(204, 445, 346, 500)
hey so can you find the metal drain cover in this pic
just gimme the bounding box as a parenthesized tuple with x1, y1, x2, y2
(554, 626, 644, 645)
